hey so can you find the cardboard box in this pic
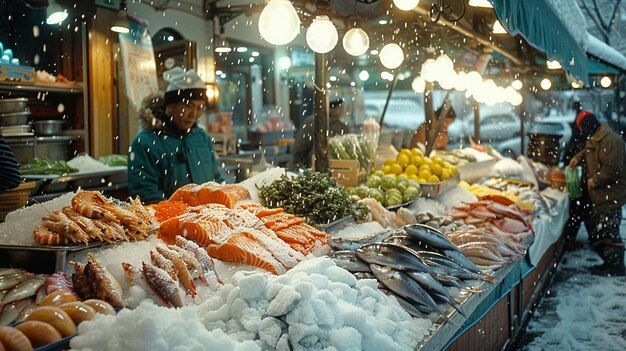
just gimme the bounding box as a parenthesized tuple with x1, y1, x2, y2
(329, 159, 359, 187)
(0, 64, 35, 82)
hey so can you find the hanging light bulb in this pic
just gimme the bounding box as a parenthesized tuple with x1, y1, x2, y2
(412, 76, 426, 93)
(306, 15, 338, 54)
(493, 20, 507, 34)
(258, 0, 300, 45)
(215, 35, 232, 53)
(469, 0, 493, 8)
(46, 0, 68, 25)
(420, 59, 437, 82)
(600, 76, 612, 88)
(465, 71, 483, 89)
(511, 79, 523, 90)
(342, 27, 370, 56)
(540, 78, 552, 90)
(438, 70, 457, 90)
(454, 72, 468, 91)
(111, 11, 130, 33)
(379, 43, 404, 70)
(510, 92, 523, 106)
(393, 0, 420, 11)
(359, 70, 370, 81)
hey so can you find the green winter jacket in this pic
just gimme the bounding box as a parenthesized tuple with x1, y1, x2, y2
(128, 122, 223, 203)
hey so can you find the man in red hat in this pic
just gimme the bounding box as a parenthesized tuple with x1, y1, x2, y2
(570, 110, 626, 276)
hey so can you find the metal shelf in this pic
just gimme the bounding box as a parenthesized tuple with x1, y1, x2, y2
(0, 81, 83, 94)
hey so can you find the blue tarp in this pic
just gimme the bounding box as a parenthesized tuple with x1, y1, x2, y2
(489, 0, 589, 84)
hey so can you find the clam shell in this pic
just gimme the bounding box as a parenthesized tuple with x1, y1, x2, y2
(58, 302, 96, 325)
(15, 321, 62, 348)
(82, 299, 115, 316)
(25, 306, 76, 337)
(0, 326, 33, 351)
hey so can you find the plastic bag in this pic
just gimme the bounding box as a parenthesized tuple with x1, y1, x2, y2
(566, 166, 582, 199)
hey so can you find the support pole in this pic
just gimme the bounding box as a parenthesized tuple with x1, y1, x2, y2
(379, 73, 398, 127)
(473, 99, 480, 143)
(520, 101, 526, 156)
(314, 52, 329, 173)
(424, 81, 434, 151)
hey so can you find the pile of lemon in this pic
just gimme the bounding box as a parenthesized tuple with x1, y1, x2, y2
(380, 148, 458, 183)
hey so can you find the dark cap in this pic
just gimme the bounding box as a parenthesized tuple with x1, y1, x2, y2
(329, 98, 344, 109)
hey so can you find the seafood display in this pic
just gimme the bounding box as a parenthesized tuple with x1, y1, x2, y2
(169, 182, 249, 208)
(32, 191, 157, 245)
(71, 253, 124, 308)
(458, 181, 534, 212)
(0, 269, 48, 326)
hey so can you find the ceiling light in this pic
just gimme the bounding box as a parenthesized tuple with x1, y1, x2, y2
(249, 57, 255, 63)
(600, 76, 612, 88)
(420, 59, 437, 82)
(469, 0, 493, 8)
(278, 56, 291, 70)
(511, 79, 523, 90)
(540, 78, 551, 90)
(547, 60, 562, 69)
(378, 19, 389, 25)
(167, 35, 174, 42)
(493, 20, 507, 34)
(306, 15, 338, 53)
(359, 70, 370, 81)
(258, 0, 300, 46)
(215, 36, 232, 53)
(236, 47, 248, 53)
(216, 70, 223, 76)
(46, 1, 68, 25)
(379, 43, 404, 70)
(220, 73, 227, 79)
(412, 76, 426, 93)
(252, 51, 260, 57)
(110, 11, 130, 33)
(393, 0, 420, 11)
(342, 27, 370, 57)
(370, 49, 379, 56)
(329, 76, 337, 82)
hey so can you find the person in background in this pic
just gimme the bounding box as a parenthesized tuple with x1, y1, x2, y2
(561, 101, 591, 251)
(0, 134, 21, 191)
(292, 98, 350, 168)
(410, 104, 456, 151)
(569, 111, 626, 276)
(128, 67, 223, 204)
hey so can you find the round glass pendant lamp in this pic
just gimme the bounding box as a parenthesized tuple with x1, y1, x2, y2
(342, 27, 370, 56)
(306, 15, 338, 53)
(379, 43, 404, 69)
(393, 0, 420, 11)
(258, 0, 301, 45)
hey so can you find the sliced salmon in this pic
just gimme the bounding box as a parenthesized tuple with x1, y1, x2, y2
(170, 182, 249, 208)
(205, 231, 286, 275)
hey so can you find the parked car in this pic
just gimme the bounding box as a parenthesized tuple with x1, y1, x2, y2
(495, 116, 573, 159)
(448, 112, 522, 144)
(364, 99, 424, 130)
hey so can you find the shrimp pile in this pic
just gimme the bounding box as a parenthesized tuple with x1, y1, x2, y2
(33, 191, 157, 245)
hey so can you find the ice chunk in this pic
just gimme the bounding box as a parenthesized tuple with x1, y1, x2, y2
(236, 273, 267, 300)
(258, 317, 285, 349)
(329, 327, 362, 351)
(324, 266, 357, 287)
(267, 285, 301, 316)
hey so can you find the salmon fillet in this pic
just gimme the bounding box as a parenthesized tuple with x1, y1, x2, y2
(169, 182, 250, 208)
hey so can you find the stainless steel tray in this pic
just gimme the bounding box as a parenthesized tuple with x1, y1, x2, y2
(385, 198, 418, 211)
(419, 173, 461, 198)
(0, 242, 104, 272)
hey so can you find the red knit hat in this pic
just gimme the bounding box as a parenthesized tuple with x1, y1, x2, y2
(575, 110, 592, 132)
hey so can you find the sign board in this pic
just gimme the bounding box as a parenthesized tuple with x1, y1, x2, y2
(329, 159, 359, 187)
(118, 22, 159, 110)
(95, 0, 120, 10)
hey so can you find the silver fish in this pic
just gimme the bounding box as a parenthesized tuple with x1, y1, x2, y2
(0, 268, 26, 277)
(2, 275, 46, 305)
(0, 272, 34, 291)
(175, 236, 221, 283)
(356, 243, 434, 274)
(370, 264, 447, 320)
(407, 271, 467, 318)
(329, 229, 396, 251)
(405, 224, 460, 252)
(443, 249, 484, 274)
(329, 251, 370, 273)
(0, 298, 33, 326)
(393, 295, 426, 318)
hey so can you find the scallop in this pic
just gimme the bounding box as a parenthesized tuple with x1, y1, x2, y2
(0, 326, 33, 351)
(58, 302, 96, 325)
(82, 299, 115, 316)
(15, 321, 62, 348)
(25, 306, 76, 337)
(40, 289, 77, 307)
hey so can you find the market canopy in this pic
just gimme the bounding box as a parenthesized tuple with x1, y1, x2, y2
(585, 33, 626, 73)
(489, 0, 589, 84)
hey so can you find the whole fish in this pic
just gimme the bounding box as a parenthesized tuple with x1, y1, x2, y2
(353, 272, 376, 280)
(0, 272, 34, 291)
(356, 243, 433, 274)
(407, 271, 467, 318)
(121, 262, 167, 307)
(370, 264, 447, 320)
(2, 275, 46, 305)
(0, 268, 25, 277)
(384, 234, 432, 252)
(458, 242, 516, 260)
(433, 274, 463, 289)
(330, 228, 396, 251)
(459, 246, 509, 263)
(142, 262, 184, 308)
(85, 252, 125, 308)
(175, 236, 222, 284)
(443, 249, 483, 274)
(405, 224, 460, 252)
(393, 295, 426, 318)
(470, 257, 507, 267)
(0, 298, 33, 326)
(328, 251, 370, 273)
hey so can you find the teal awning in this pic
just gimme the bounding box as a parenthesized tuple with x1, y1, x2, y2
(587, 58, 619, 75)
(490, 0, 589, 84)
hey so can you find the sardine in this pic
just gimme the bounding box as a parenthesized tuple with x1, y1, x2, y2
(0, 298, 33, 326)
(407, 271, 467, 318)
(329, 251, 370, 273)
(393, 295, 426, 318)
(2, 275, 46, 305)
(356, 243, 434, 274)
(442, 249, 483, 274)
(142, 262, 184, 308)
(85, 252, 125, 308)
(353, 272, 376, 280)
(459, 245, 510, 262)
(370, 264, 447, 320)
(330, 229, 396, 251)
(405, 224, 460, 252)
(433, 274, 463, 289)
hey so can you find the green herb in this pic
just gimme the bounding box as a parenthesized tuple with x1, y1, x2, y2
(19, 157, 79, 175)
(98, 154, 128, 167)
(258, 170, 368, 225)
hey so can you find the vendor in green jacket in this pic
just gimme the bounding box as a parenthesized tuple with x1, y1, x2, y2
(128, 67, 223, 204)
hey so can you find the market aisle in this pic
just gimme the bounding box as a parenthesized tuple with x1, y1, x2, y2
(517, 206, 626, 351)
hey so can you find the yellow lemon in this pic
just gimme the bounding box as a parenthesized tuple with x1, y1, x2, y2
(410, 155, 423, 166)
(382, 165, 392, 174)
(441, 170, 452, 180)
(419, 164, 431, 172)
(418, 169, 431, 180)
(410, 148, 423, 156)
(427, 175, 440, 183)
(390, 163, 403, 175)
(408, 174, 419, 181)
(432, 157, 444, 166)
(396, 153, 410, 168)
(404, 164, 418, 176)
(422, 157, 433, 166)
(399, 149, 412, 159)
(384, 159, 395, 167)
(449, 165, 458, 175)
(417, 178, 427, 183)
(430, 164, 443, 177)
